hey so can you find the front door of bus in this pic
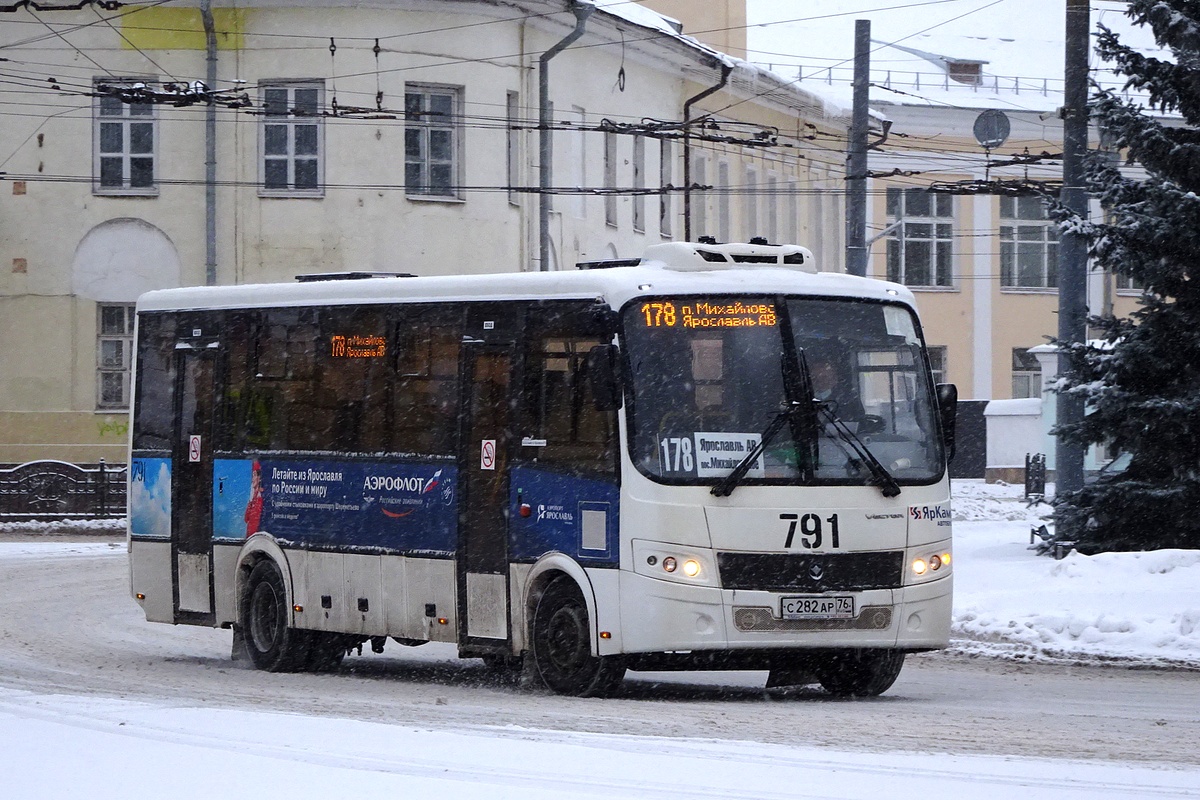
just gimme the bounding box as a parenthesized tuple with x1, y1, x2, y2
(172, 347, 215, 624)
(457, 343, 514, 649)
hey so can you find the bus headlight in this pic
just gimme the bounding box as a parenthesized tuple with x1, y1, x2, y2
(908, 547, 951, 582)
(632, 540, 716, 586)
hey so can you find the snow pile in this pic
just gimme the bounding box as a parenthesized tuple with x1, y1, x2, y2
(952, 479, 1051, 523)
(951, 481, 1200, 668)
(0, 517, 125, 534)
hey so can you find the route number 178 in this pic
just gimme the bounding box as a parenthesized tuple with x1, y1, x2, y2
(660, 437, 694, 472)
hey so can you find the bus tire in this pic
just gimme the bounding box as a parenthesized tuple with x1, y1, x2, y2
(241, 560, 311, 672)
(816, 649, 905, 697)
(531, 577, 625, 697)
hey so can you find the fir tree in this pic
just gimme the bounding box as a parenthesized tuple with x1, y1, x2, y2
(1054, 0, 1200, 551)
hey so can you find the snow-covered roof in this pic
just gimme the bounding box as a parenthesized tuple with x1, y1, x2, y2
(586, 1, 849, 120)
(746, 0, 1163, 113)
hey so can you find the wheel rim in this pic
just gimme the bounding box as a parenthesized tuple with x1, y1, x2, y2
(543, 603, 589, 674)
(248, 581, 280, 653)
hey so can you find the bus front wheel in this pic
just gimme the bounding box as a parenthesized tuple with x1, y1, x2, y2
(241, 560, 311, 672)
(816, 649, 905, 697)
(530, 578, 625, 697)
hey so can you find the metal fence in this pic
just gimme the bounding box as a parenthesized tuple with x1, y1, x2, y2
(0, 460, 127, 521)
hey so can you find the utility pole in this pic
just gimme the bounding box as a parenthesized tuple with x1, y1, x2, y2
(201, 0, 217, 286)
(844, 20, 870, 277)
(1057, 0, 1090, 506)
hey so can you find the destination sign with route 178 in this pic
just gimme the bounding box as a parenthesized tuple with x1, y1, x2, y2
(638, 299, 778, 329)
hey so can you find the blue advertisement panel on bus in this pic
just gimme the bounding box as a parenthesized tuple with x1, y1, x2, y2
(508, 465, 619, 566)
(212, 458, 457, 554)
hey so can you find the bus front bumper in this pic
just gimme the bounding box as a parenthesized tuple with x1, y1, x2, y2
(615, 569, 951, 656)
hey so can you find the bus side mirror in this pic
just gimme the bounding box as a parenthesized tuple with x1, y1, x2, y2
(936, 383, 958, 462)
(587, 344, 622, 411)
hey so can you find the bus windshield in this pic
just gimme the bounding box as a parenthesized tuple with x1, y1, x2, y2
(622, 295, 944, 487)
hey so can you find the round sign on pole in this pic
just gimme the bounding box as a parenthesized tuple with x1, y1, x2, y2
(973, 109, 1011, 150)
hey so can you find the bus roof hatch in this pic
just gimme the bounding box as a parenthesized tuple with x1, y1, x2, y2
(639, 241, 818, 273)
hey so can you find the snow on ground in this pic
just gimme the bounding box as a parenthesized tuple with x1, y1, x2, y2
(949, 480, 1200, 669)
(0, 686, 1196, 800)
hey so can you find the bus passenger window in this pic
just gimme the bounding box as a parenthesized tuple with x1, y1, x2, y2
(391, 322, 461, 457)
(523, 334, 616, 476)
(132, 312, 176, 452)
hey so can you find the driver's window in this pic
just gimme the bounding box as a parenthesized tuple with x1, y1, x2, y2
(856, 349, 918, 433)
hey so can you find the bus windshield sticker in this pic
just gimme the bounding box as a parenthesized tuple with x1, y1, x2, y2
(694, 432, 764, 478)
(638, 299, 777, 330)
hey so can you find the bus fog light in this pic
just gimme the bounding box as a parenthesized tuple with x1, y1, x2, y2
(929, 554, 942, 571)
(682, 559, 701, 577)
(911, 557, 927, 575)
(662, 557, 678, 573)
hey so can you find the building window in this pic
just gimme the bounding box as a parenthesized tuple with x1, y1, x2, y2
(717, 161, 731, 242)
(569, 105, 586, 218)
(98, 304, 135, 409)
(507, 91, 520, 206)
(659, 139, 673, 237)
(632, 135, 645, 232)
(745, 166, 759, 240)
(886, 188, 954, 287)
(786, 178, 799, 244)
(927, 345, 947, 385)
(1115, 271, 1143, 293)
(1000, 195, 1058, 288)
(766, 174, 779, 243)
(94, 79, 156, 194)
(405, 84, 461, 198)
(261, 82, 323, 195)
(604, 131, 617, 227)
(1012, 348, 1042, 399)
(691, 155, 707, 238)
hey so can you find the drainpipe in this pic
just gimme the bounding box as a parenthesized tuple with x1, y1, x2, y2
(538, 1, 593, 271)
(682, 63, 731, 242)
(201, 0, 218, 285)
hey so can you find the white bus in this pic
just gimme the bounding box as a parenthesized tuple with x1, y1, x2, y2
(128, 241, 957, 697)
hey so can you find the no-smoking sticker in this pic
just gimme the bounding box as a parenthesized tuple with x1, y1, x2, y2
(188, 435, 202, 463)
(480, 439, 496, 470)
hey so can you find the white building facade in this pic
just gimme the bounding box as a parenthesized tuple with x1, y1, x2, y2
(0, 0, 849, 463)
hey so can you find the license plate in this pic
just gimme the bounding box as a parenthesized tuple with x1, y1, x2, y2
(780, 595, 855, 620)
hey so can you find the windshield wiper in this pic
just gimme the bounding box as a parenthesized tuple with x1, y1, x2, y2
(710, 400, 804, 497)
(711, 315, 819, 498)
(817, 404, 902, 498)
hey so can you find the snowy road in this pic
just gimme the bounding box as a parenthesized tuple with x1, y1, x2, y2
(0, 537, 1198, 800)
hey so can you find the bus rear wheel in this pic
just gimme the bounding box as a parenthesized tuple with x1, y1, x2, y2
(816, 649, 905, 697)
(531, 578, 625, 697)
(241, 560, 311, 672)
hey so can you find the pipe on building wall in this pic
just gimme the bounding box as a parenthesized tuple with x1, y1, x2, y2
(538, 1, 593, 271)
(201, 0, 218, 286)
(682, 63, 731, 242)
